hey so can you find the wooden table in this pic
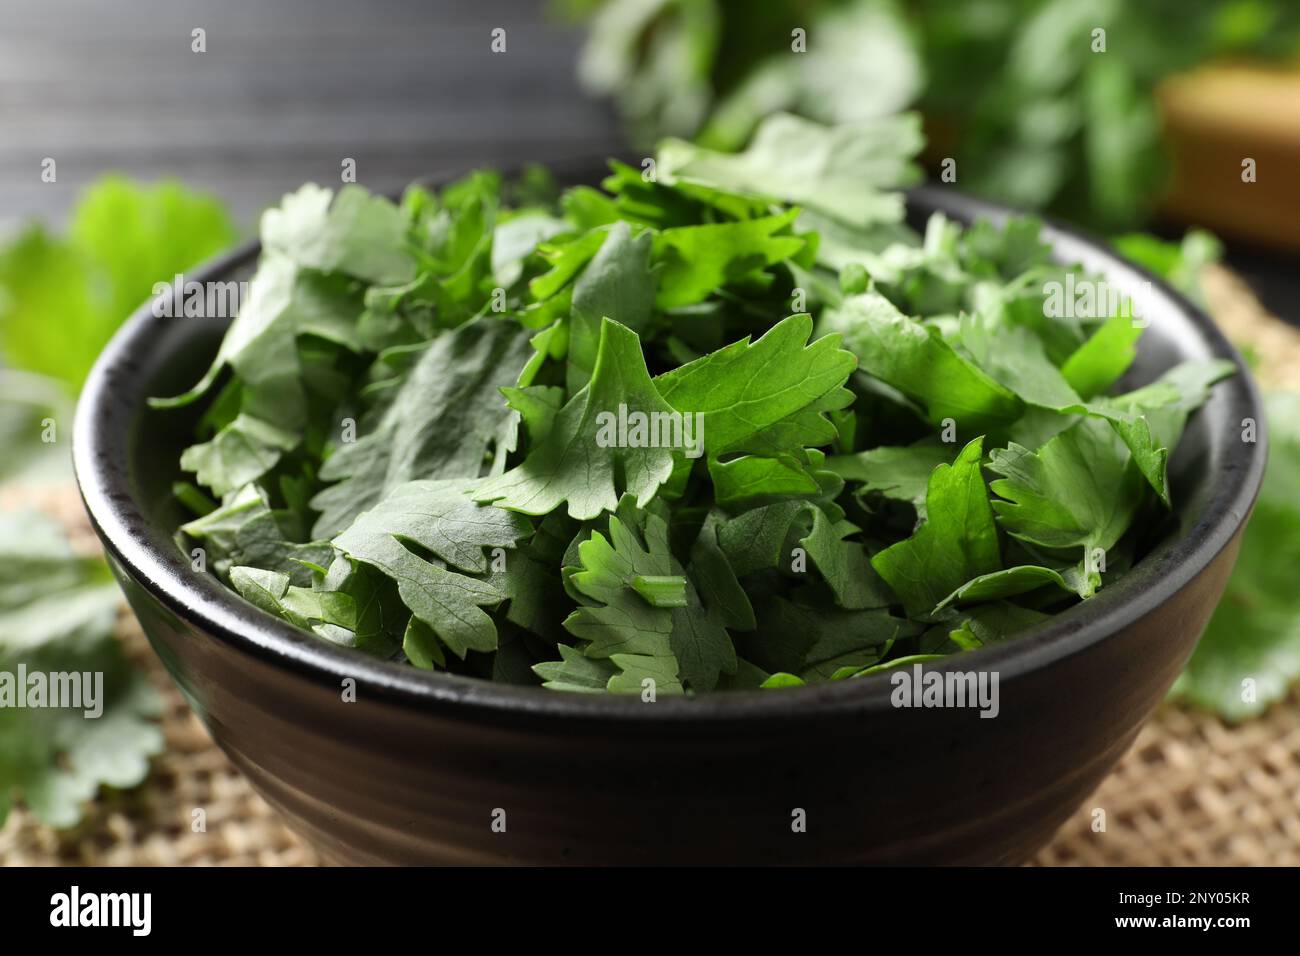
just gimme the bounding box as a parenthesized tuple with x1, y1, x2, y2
(0, 0, 622, 231)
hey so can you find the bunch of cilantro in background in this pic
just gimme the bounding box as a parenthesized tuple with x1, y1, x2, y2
(559, 0, 1300, 231)
(156, 113, 1230, 696)
(0, 511, 162, 828)
(0, 176, 238, 479)
(0, 176, 235, 827)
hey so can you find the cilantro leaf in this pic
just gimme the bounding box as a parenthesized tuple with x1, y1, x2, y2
(563, 506, 678, 661)
(711, 497, 889, 610)
(820, 291, 1022, 432)
(567, 221, 656, 393)
(558, 501, 737, 692)
(311, 316, 534, 537)
(534, 644, 620, 694)
(961, 312, 1231, 505)
(799, 506, 893, 610)
(871, 437, 1002, 618)
(605, 653, 685, 695)
(946, 602, 1051, 649)
(262, 183, 415, 285)
(179, 412, 299, 499)
(1171, 392, 1300, 719)
(935, 565, 1076, 611)
(153, 184, 412, 426)
(0, 176, 236, 392)
(652, 209, 806, 309)
(230, 566, 359, 643)
(740, 596, 914, 680)
(658, 112, 923, 230)
(826, 441, 953, 518)
(708, 452, 824, 508)
(181, 483, 330, 587)
(715, 500, 809, 578)
(987, 417, 1143, 597)
(476, 319, 678, 520)
(655, 313, 856, 457)
(1060, 313, 1144, 399)
(158, 254, 365, 493)
(332, 480, 531, 658)
(0, 510, 162, 828)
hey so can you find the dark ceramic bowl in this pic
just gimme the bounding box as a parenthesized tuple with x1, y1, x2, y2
(74, 173, 1265, 865)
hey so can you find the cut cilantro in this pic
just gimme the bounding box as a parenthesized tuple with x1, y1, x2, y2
(871, 438, 1001, 618)
(659, 112, 923, 231)
(987, 417, 1144, 597)
(310, 316, 534, 537)
(475, 318, 678, 520)
(820, 291, 1022, 433)
(0, 510, 163, 828)
(158, 116, 1232, 694)
(652, 210, 806, 308)
(332, 479, 531, 659)
(654, 313, 856, 457)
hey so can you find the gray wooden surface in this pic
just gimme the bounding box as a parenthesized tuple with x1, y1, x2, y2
(0, 0, 621, 231)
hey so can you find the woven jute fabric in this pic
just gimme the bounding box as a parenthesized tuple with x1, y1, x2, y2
(1036, 265, 1300, 867)
(0, 485, 318, 867)
(1, 264, 1297, 866)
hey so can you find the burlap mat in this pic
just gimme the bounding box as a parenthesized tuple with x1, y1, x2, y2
(1, 264, 1297, 866)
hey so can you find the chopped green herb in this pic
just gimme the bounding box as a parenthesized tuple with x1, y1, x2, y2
(158, 115, 1230, 694)
(0, 510, 163, 827)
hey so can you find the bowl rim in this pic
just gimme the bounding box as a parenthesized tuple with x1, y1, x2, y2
(72, 173, 1267, 727)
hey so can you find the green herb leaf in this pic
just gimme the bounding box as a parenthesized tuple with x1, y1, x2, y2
(311, 317, 534, 537)
(871, 437, 1002, 617)
(652, 209, 806, 308)
(476, 319, 678, 520)
(821, 291, 1022, 432)
(333, 480, 531, 658)
(567, 221, 656, 392)
(0, 177, 236, 391)
(560, 501, 737, 692)
(655, 313, 856, 457)
(0, 510, 162, 828)
(659, 112, 922, 230)
(826, 441, 953, 518)
(1171, 392, 1300, 719)
(987, 417, 1143, 571)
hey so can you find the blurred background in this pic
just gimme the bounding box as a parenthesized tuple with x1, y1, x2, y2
(7, 0, 1297, 308)
(2, 0, 1298, 864)
(0, 0, 616, 226)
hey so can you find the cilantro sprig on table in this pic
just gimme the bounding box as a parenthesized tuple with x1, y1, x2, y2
(0, 176, 233, 827)
(0, 511, 163, 827)
(158, 112, 1231, 695)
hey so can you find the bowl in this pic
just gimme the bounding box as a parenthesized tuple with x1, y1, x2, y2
(73, 171, 1266, 865)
